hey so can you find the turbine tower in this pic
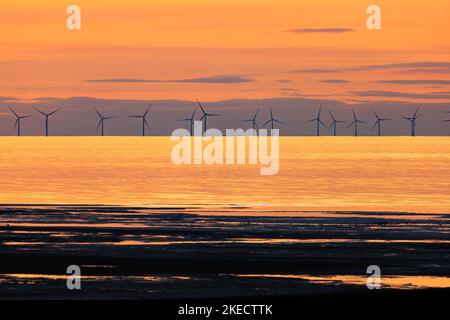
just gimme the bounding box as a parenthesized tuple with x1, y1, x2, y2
(129, 104, 152, 136)
(347, 109, 365, 137)
(33, 107, 62, 136)
(178, 109, 197, 135)
(262, 107, 283, 130)
(94, 108, 115, 136)
(306, 105, 326, 136)
(328, 110, 344, 136)
(402, 107, 421, 137)
(197, 100, 220, 134)
(242, 108, 259, 130)
(9, 107, 32, 136)
(371, 108, 391, 136)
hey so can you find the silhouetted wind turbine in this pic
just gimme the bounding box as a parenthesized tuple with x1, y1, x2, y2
(9, 107, 32, 136)
(262, 107, 284, 130)
(33, 107, 62, 136)
(94, 108, 115, 136)
(328, 110, 344, 136)
(178, 109, 197, 135)
(347, 109, 365, 136)
(129, 104, 152, 136)
(306, 105, 326, 136)
(197, 100, 219, 133)
(242, 108, 260, 130)
(402, 107, 421, 137)
(371, 108, 391, 136)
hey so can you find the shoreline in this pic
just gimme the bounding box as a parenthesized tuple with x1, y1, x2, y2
(1, 205, 449, 299)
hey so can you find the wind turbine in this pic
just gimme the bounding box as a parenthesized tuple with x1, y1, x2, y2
(94, 108, 115, 136)
(129, 104, 152, 136)
(242, 108, 260, 130)
(197, 100, 220, 134)
(262, 107, 283, 130)
(347, 109, 366, 136)
(328, 110, 344, 136)
(178, 109, 197, 135)
(9, 107, 32, 136)
(306, 105, 326, 136)
(402, 107, 421, 137)
(371, 108, 391, 136)
(33, 107, 62, 136)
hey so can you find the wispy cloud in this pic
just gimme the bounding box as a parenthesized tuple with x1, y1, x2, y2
(292, 61, 450, 74)
(286, 28, 355, 34)
(320, 79, 351, 84)
(0, 96, 19, 102)
(377, 80, 450, 85)
(353, 90, 450, 100)
(275, 79, 293, 83)
(85, 75, 254, 84)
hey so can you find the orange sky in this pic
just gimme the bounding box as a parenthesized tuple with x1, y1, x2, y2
(1, 0, 450, 102)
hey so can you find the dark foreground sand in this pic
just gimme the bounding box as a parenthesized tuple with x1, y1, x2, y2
(0, 205, 449, 300)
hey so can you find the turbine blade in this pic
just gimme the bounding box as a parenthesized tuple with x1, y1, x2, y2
(328, 110, 335, 121)
(9, 107, 19, 117)
(33, 107, 46, 115)
(144, 104, 152, 116)
(371, 121, 378, 131)
(197, 100, 206, 114)
(262, 120, 271, 127)
(94, 108, 102, 118)
(49, 107, 62, 116)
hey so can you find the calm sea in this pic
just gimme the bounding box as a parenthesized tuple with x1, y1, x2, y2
(1, 137, 449, 214)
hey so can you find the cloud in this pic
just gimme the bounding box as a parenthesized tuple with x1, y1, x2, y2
(377, 80, 450, 85)
(353, 90, 450, 100)
(0, 96, 19, 102)
(319, 79, 351, 84)
(286, 28, 355, 34)
(275, 79, 293, 83)
(292, 61, 450, 74)
(85, 75, 254, 84)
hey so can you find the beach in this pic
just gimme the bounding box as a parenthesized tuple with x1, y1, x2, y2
(1, 205, 449, 299)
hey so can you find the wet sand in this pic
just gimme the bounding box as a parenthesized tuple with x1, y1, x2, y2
(0, 205, 449, 299)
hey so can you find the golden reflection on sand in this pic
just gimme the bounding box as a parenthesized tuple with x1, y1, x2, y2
(233, 274, 450, 289)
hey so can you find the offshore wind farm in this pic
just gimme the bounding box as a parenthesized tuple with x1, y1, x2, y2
(2, 100, 450, 137)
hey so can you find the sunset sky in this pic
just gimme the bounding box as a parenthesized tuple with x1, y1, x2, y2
(1, 0, 450, 135)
